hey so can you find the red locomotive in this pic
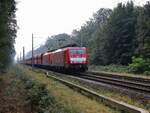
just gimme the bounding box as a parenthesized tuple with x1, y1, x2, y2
(24, 46, 88, 71)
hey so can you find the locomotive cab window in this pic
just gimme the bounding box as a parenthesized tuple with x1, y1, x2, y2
(70, 49, 85, 55)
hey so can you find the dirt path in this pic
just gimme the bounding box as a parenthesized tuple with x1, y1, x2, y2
(0, 73, 32, 113)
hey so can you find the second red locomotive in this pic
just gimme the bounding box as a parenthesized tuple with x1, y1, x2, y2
(24, 46, 88, 71)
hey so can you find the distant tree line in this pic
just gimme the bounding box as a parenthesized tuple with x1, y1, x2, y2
(29, 1, 150, 74)
(72, 1, 150, 74)
(26, 33, 73, 58)
(0, 0, 17, 72)
(72, 2, 148, 64)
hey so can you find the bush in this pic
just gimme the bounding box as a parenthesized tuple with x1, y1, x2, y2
(89, 65, 129, 73)
(27, 83, 52, 113)
(24, 80, 59, 113)
(129, 57, 150, 74)
(12, 66, 69, 113)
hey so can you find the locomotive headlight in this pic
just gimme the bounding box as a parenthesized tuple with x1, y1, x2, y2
(70, 58, 86, 63)
(70, 60, 73, 63)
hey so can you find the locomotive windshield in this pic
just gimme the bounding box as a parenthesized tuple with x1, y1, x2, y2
(70, 49, 85, 55)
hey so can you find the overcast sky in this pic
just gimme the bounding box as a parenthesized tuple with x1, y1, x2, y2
(15, 0, 149, 58)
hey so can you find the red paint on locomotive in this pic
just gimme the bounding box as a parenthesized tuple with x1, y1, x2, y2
(24, 47, 88, 71)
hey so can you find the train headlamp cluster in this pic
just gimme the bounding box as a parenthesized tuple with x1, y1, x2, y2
(70, 58, 86, 63)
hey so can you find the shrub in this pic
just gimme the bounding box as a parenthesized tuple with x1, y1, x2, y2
(25, 81, 57, 113)
(89, 65, 129, 73)
(12, 66, 67, 113)
(129, 57, 150, 74)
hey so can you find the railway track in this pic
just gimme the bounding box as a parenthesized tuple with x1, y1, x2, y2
(34, 66, 150, 98)
(77, 72, 150, 96)
(46, 72, 149, 113)
(31, 67, 150, 113)
(88, 71, 150, 84)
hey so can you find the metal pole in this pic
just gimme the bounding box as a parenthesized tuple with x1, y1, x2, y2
(23, 47, 25, 63)
(81, 36, 82, 47)
(20, 52, 21, 61)
(32, 33, 34, 68)
(17, 56, 19, 63)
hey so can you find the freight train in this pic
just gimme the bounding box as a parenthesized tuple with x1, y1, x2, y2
(23, 46, 88, 72)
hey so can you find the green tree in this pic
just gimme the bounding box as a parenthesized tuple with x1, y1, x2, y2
(45, 33, 73, 50)
(103, 1, 137, 65)
(72, 8, 112, 47)
(26, 33, 73, 58)
(72, 8, 112, 64)
(135, 2, 150, 59)
(129, 2, 150, 74)
(0, 0, 17, 71)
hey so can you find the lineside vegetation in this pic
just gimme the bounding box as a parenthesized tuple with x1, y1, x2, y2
(0, 0, 17, 72)
(17, 65, 122, 113)
(27, 1, 150, 75)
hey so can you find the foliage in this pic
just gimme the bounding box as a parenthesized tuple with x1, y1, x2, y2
(26, 1, 150, 74)
(103, 1, 137, 65)
(26, 33, 73, 58)
(0, 0, 17, 71)
(72, 8, 112, 64)
(129, 57, 150, 74)
(89, 65, 129, 73)
(135, 2, 150, 59)
(45, 33, 73, 50)
(16, 72, 65, 113)
(128, 2, 150, 75)
(26, 82, 56, 113)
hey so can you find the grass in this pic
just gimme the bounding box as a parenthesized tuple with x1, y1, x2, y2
(26, 65, 150, 112)
(0, 69, 31, 113)
(11, 66, 72, 113)
(17, 65, 121, 113)
(53, 73, 150, 112)
(89, 65, 130, 73)
(89, 65, 150, 78)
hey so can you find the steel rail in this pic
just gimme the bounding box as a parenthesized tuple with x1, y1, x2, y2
(88, 72, 150, 84)
(84, 73, 150, 88)
(46, 73, 149, 113)
(78, 73, 150, 94)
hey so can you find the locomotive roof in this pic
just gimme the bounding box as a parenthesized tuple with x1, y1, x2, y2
(67, 47, 86, 49)
(26, 46, 86, 59)
(43, 47, 86, 55)
(47, 46, 86, 52)
(47, 43, 77, 52)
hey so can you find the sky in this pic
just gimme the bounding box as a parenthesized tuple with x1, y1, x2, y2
(15, 0, 149, 58)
